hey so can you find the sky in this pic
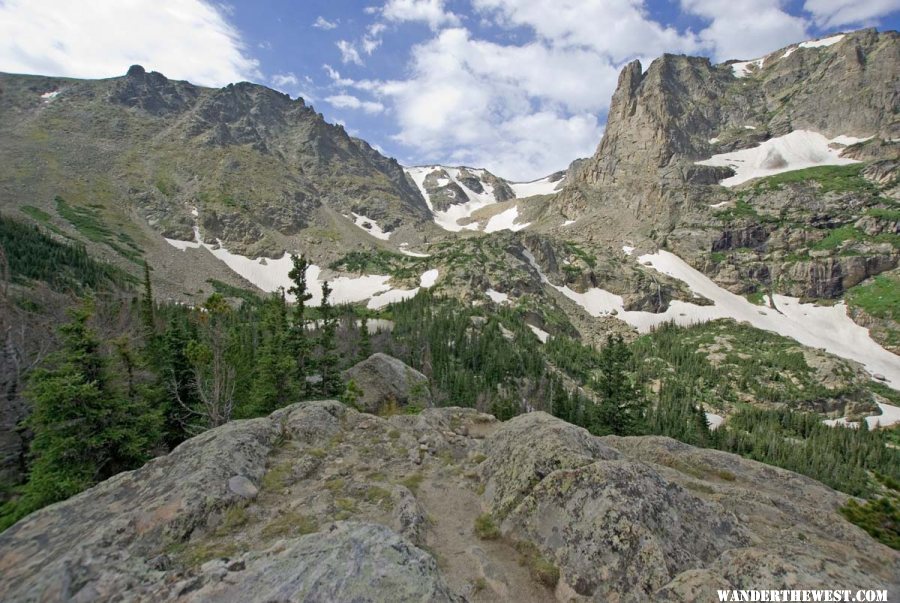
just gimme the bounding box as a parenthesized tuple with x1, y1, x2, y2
(0, 1, 898, 181)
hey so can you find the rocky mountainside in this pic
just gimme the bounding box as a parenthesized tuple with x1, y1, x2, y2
(555, 28, 898, 305)
(0, 65, 439, 293)
(403, 165, 565, 232)
(1, 362, 896, 602)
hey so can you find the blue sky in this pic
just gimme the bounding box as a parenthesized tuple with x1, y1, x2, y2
(1, 0, 898, 180)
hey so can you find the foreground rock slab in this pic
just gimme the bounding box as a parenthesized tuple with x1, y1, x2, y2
(0, 402, 896, 602)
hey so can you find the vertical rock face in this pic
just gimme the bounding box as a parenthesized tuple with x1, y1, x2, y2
(562, 29, 899, 226)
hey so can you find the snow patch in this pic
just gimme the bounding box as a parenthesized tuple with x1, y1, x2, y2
(40, 90, 59, 101)
(697, 130, 861, 187)
(398, 246, 431, 258)
(484, 205, 530, 233)
(350, 212, 391, 240)
(731, 58, 764, 78)
(709, 201, 731, 209)
(366, 268, 438, 310)
(799, 34, 845, 49)
(622, 246, 635, 256)
(367, 287, 418, 310)
(528, 324, 550, 343)
(708, 137, 720, 144)
(163, 229, 438, 307)
(509, 175, 563, 198)
(705, 413, 725, 430)
(823, 403, 900, 429)
(524, 248, 900, 390)
(420, 269, 439, 288)
(830, 135, 872, 146)
(404, 165, 557, 232)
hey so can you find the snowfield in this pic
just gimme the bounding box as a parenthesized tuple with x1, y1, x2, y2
(350, 213, 391, 240)
(484, 206, 530, 233)
(697, 130, 866, 186)
(799, 34, 845, 49)
(823, 402, 900, 429)
(404, 165, 502, 232)
(404, 165, 560, 233)
(164, 229, 437, 307)
(525, 248, 900, 390)
(731, 57, 764, 78)
(508, 174, 563, 198)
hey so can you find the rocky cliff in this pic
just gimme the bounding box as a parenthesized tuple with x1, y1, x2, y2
(1, 397, 896, 602)
(554, 29, 898, 303)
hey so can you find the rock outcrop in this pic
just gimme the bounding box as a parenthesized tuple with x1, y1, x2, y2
(557, 29, 899, 302)
(343, 353, 433, 413)
(1, 402, 895, 602)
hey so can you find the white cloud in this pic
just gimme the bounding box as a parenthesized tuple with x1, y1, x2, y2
(337, 40, 363, 65)
(381, 0, 460, 30)
(472, 0, 700, 62)
(313, 16, 339, 30)
(271, 72, 299, 88)
(323, 64, 355, 86)
(0, 0, 258, 86)
(326, 94, 386, 114)
(681, 0, 809, 61)
(269, 71, 317, 101)
(363, 27, 609, 179)
(804, 0, 900, 27)
(355, 0, 703, 179)
(363, 23, 387, 54)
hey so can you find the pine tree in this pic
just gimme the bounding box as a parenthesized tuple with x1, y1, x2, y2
(591, 334, 645, 435)
(249, 289, 296, 415)
(183, 294, 237, 429)
(287, 254, 312, 394)
(158, 315, 197, 447)
(358, 315, 372, 361)
(140, 260, 155, 337)
(318, 281, 342, 397)
(7, 302, 161, 524)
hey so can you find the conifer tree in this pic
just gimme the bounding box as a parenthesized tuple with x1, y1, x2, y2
(140, 260, 155, 338)
(182, 294, 237, 429)
(318, 281, 342, 397)
(358, 315, 372, 360)
(591, 334, 645, 435)
(158, 316, 197, 447)
(10, 302, 160, 522)
(287, 254, 312, 392)
(249, 289, 296, 415)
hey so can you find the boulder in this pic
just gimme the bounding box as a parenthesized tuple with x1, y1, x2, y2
(342, 353, 432, 414)
(479, 413, 900, 601)
(183, 522, 458, 603)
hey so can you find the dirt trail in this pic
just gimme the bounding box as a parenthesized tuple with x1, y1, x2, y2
(417, 469, 551, 602)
